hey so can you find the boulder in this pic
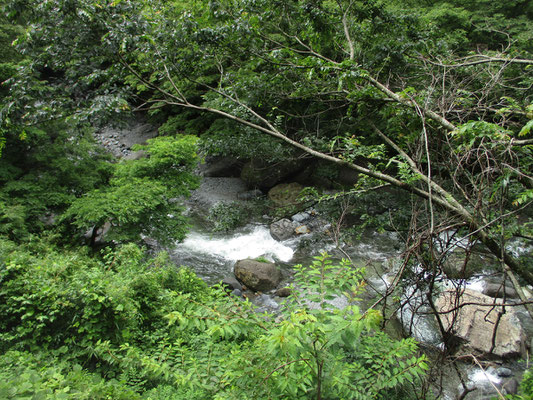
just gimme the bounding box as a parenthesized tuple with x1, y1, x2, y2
(241, 159, 306, 189)
(496, 367, 513, 378)
(270, 218, 299, 241)
(268, 183, 304, 207)
(291, 212, 310, 223)
(275, 287, 292, 297)
(234, 259, 281, 292)
(294, 225, 310, 235)
(442, 249, 498, 279)
(482, 282, 518, 299)
(435, 289, 526, 358)
(221, 276, 243, 292)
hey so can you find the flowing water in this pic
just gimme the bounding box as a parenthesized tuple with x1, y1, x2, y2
(170, 223, 300, 284)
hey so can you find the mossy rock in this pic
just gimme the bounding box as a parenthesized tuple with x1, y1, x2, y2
(234, 259, 281, 292)
(268, 183, 304, 207)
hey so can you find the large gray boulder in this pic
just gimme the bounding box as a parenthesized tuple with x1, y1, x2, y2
(482, 282, 518, 299)
(234, 259, 281, 292)
(435, 289, 526, 358)
(442, 249, 498, 279)
(270, 218, 299, 241)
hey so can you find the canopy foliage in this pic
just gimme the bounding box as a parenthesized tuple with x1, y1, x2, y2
(0, 0, 532, 397)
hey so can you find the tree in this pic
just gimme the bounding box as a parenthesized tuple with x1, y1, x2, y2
(2, 0, 532, 294)
(0, 122, 112, 241)
(62, 135, 200, 247)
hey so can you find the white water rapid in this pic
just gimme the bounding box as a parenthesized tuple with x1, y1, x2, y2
(170, 224, 297, 284)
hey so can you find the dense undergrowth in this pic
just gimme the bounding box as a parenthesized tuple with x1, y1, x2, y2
(0, 238, 430, 399)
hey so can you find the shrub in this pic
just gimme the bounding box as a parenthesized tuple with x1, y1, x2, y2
(206, 202, 250, 232)
(0, 240, 427, 399)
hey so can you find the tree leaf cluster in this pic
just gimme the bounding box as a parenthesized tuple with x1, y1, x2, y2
(0, 240, 427, 399)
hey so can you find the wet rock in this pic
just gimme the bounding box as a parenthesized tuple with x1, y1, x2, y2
(307, 218, 331, 234)
(483, 283, 518, 299)
(275, 287, 292, 297)
(496, 367, 513, 377)
(435, 289, 526, 358)
(255, 294, 280, 310)
(268, 183, 304, 207)
(234, 259, 281, 292)
(221, 276, 243, 292)
(291, 212, 310, 223)
(231, 289, 243, 298)
(442, 249, 498, 279)
(270, 218, 299, 241)
(294, 225, 310, 235)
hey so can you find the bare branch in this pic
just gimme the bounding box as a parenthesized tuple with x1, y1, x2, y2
(422, 55, 533, 68)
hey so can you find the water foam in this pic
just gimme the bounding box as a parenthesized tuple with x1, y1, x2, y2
(176, 224, 294, 262)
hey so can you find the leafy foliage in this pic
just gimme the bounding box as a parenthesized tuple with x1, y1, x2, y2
(0, 0, 531, 397)
(0, 240, 427, 399)
(0, 123, 111, 241)
(206, 201, 250, 232)
(62, 135, 200, 246)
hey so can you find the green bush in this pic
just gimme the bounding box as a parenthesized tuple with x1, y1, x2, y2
(206, 202, 250, 232)
(0, 239, 427, 399)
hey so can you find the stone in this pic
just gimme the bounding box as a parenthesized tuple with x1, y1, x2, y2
(291, 212, 310, 223)
(221, 276, 243, 292)
(234, 259, 281, 292)
(442, 249, 498, 279)
(496, 367, 513, 377)
(482, 283, 518, 299)
(275, 287, 292, 297)
(270, 218, 299, 241)
(435, 289, 526, 358)
(240, 159, 307, 189)
(268, 183, 304, 207)
(294, 225, 310, 235)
